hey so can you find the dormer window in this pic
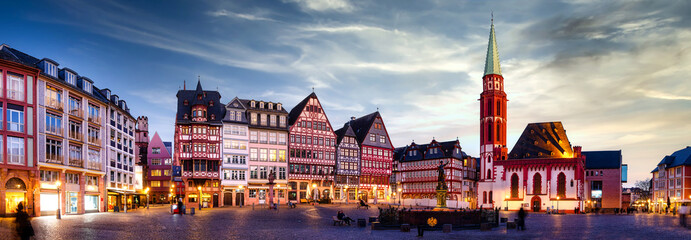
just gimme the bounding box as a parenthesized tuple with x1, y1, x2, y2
(210, 114, 215, 120)
(277, 103, 282, 110)
(65, 72, 76, 86)
(197, 95, 202, 100)
(209, 101, 214, 106)
(251, 101, 256, 108)
(268, 103, 273, 109)
(44, 62, 57, 77)
(259, 102, 264, 109)
(183, 100, 189, 106)
(83, 81, 92, 93)
(184, 113, 188, 119)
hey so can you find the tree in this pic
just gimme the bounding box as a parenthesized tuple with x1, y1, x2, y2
(635, 178, 651, 192)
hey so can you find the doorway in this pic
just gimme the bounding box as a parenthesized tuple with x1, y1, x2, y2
(531, 195, 541, 212)
(224, 192, 233, 206)
(5, 178, 27, 216)
(213, 193, 219, 208)
(67, 192, 78, 214)
(235, 192, 244, 206)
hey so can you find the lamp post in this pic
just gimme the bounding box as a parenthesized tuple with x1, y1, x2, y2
(344, 185, 349, 204)
(56, 180, 62, 219)
(197, 186, 202, 210)
(397, 188, 402, 205)
(239, 185, 244, 207)
(556, 196, 560, 214)
(587, 200, 591, 213)
(505, 195, 509, 211)
(145, 187, 150, 210)
(312, 183, 318, 201)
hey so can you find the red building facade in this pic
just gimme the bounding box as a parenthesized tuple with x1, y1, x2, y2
(174, 81, 224, 209)
(288, 93, 336, 202)
(349, 112, 393, 202)
(477, 20, 508, 209)
(0, 45, 39, 216)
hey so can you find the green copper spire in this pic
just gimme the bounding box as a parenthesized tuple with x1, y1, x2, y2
(484, 19, 502, 76)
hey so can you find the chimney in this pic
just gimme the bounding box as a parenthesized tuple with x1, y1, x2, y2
(573, 146, 582, 158)
(350, 116, 356, 121)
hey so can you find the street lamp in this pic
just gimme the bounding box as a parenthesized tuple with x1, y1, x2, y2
(312, 183, 318, 201)
(198, 186, 202, 210)
(56, 180, 62, 219)
(556, 196, 560, 214)
(505, 195, 509, 211)
(145, 187, 150, 210)
(344, 185, 349, 204)
(397, 188, 402, 205)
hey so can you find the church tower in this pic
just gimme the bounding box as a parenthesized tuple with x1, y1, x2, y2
(478, 18, 508, 208)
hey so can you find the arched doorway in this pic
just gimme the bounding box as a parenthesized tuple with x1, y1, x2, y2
(531, 195, 541, 212)
(5, 178, 27, 215)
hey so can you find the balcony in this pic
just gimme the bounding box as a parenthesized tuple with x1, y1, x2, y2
(69, 158, 83, 167)
(45, 100, 63, 111)
(87, 161, 100, 171)
(45, 127, 63, 136)
(69, 108, 83, 118)
(69, 132, 83, 141)
(88, 115, 101, 124)
(88, 137, 100, 145)
(43, 154, 63, 164)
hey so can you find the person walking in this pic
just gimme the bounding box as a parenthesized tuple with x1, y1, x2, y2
(679, 204, 688, 228)
(517, 207, 527, 231)
(15, 202, 34, 240)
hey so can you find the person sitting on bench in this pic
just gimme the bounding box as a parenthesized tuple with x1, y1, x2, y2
(337, 210, 353, 225)
(358, 199, 369, 209)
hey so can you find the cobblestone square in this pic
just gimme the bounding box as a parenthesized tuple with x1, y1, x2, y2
(2, 204, 689, 239)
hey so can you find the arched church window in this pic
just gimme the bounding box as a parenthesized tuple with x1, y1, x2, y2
(483, 191, 487, 204)
(496, 101, 501, 115)
(496, 123, 501, 141)
(511, 173, 519, 198)
(488, 124, 493, 142)
(533, 173, 542, 195)
(557, 172, 566, 198)
(487, 101, 492, 115)
(487, 169, 492, 179)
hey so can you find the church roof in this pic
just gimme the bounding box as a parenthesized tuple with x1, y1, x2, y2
(651, 146, 691, 173)
(582, 150, 622, 169)
(508, 122, 574, 159)
(484, 21, 502, 76)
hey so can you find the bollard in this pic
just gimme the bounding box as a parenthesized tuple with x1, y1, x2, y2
(443, 224, 452, 233)
(191, 207, 195, 215)
(252, 203, 255, 210)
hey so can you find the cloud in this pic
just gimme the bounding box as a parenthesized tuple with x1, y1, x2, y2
(207, 9, 277, 22)
(285, 0, 355, 13)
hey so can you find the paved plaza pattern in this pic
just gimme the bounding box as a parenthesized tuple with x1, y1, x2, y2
(1, 204, 689, 239)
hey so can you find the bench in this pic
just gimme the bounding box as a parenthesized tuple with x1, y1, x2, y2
(333, 216, 345, 226)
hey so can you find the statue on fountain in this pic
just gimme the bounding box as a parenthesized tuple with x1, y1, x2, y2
(435, 160, 449, 209)
(436, 160, 449, 190)
(268, 170, 276, 209)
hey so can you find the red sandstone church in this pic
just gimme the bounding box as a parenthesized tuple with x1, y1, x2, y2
(476, 20, 587, 213)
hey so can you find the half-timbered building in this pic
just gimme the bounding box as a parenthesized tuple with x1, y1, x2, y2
(349, 111, 393, 203)
(288, 93, 336, 203)
(334, 121, 360, 202)
(398, 139, 478, 208)
(174, 81, 224, 209)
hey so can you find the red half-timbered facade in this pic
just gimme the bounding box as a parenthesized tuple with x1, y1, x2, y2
(174, 81, 224, 209)
(349, 112, 393, 202)
(398, 139, 478, 208)
(288, 93, 336, 202)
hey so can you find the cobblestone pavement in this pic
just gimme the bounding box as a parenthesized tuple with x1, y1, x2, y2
(1, 204, 689, 240)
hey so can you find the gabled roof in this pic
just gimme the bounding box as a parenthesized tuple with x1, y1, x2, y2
(148, 132, 172, 158)
(398, 139, 467, 162)
(288, 92, 317, 126)
(175, 81, 225, 125)
(484, 21, 502, 76)
(393, 146, 408, 162)
(238, 98, 288, 113)
(349, 111, 381, 145)
(334, 123, 357, 145)
(651, 146, 691, 173)
(582, 150, 622, 169)
(508, 122, 574, 159)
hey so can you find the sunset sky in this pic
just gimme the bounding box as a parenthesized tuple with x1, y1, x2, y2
(2, 0, 690, 185)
